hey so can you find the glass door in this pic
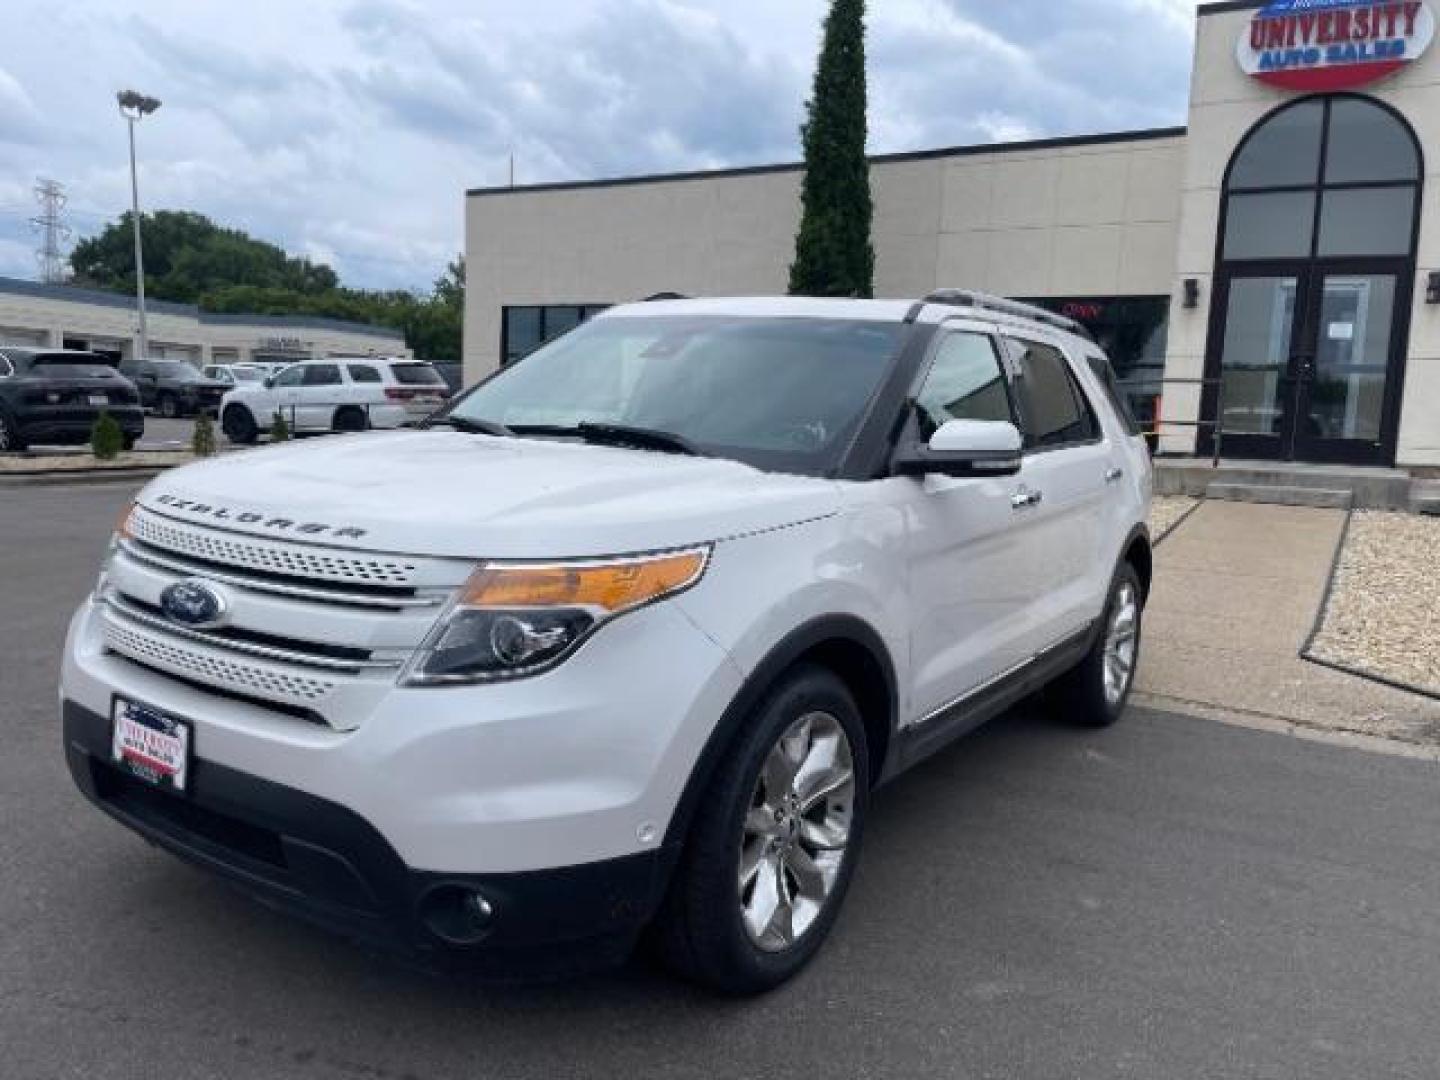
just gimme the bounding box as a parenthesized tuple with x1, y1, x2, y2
(1208, 273, 1301, 460)
(1205, 266, 1407, 464)
(1293, 272, 1399, 464)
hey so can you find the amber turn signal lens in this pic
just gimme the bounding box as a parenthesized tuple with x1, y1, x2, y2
(459, 549, 709, 614)
(117, 502, 137, 540)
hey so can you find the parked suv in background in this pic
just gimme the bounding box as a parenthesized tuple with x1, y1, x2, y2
(62, 293, 1151, 993)
(218, 357, 449, 443)
(119, 359, 228, 419)
(0, 347, 144, 452)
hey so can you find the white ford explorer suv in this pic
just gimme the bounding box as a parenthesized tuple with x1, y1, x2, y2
(219, 357, 449, 443)
(62, 292, 1152, 993)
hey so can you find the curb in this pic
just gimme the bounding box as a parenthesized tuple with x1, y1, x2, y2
(0, 466, 167, 488)
(1153, 496, 1206, 547)
(1298, 507, 1440, 704)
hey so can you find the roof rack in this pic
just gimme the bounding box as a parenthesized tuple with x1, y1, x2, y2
(642, 291, 690, 302)
(905, 289, 1092, 339)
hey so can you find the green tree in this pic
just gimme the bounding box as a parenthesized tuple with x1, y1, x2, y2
(67, 212, 461, 362)
(191, 412, 217, 458)
(90, 411, 123, 460)
(269, 410, 291, 443)
(788, 0, 874, 299)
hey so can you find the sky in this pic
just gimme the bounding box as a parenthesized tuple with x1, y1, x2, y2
(0, 0, 1203, 294)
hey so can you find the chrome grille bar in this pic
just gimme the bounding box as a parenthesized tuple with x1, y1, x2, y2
(102, 594, 403, 673)
(119, 539, 445, 610)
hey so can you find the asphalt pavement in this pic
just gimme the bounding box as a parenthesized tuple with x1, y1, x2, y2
(5, 482, 1440, 1079)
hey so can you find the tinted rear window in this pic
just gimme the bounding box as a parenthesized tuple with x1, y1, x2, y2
(391, 364, 445, 386)
(32, 353, 106, 368)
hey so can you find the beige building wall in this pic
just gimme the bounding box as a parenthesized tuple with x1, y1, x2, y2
(463, 134, 1185, 381)
(1164, 5, 1440, 465)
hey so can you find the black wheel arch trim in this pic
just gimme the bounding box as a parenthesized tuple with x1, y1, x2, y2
(662, 614, 898, 848)
(1117, 521, 1153, 605)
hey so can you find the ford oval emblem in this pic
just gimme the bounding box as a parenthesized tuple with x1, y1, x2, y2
(160, 579, 229, 629)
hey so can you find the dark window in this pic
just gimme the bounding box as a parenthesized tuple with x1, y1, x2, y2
(915, 333, 1012, 439)
(1224, 191, 1317, 259)
(1324, 98, 1420, 185)
(502, 305, 611, 365)
(1228, 99, 1323, 189)
(1317, 187, 1416, 256)
(1222, 97, 1420, 262)
(389, 364, 445, 386)
(1086, 354, 1141, 436)
(1021, 297, 1169, 431)
(272, 365, 305, 387)
(347, 364, 382, 384)
(301, 364, 341, 387)
(1011, 340, 1099, 449)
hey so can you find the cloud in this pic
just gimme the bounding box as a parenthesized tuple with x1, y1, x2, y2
(0, 0, 1205, 292)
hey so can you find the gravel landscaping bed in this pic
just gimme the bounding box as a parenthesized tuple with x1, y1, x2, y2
(1149, 496, 1199, 542)
(0, 450, 193, 474)
(1309, 511, 1440, 697)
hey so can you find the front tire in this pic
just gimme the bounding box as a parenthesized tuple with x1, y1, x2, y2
(222, 405, 258, 445)
(1054, 563, 1143, 728)
(654, 665, 869, 994)
(332, 406, 368, 433)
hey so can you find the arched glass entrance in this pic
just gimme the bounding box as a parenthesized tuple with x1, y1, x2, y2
(1203, 95, 1422, 465)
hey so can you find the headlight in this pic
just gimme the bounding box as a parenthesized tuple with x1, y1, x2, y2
(401, 547, 710, 686)
(95, 502, 137, 598)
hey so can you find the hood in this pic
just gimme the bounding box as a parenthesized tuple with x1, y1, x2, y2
(137, 430, 839, 558)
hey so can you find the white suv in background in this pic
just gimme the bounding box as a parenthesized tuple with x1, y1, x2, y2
(62, 292, 1152, 993)
(218, 357, 449, 442)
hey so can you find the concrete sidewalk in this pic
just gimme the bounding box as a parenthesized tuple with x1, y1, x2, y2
(1135, 500, 1440, 746)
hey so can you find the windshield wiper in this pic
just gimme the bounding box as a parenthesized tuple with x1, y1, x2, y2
(427, 415, 516, 437)
(506, 422, 704, 457)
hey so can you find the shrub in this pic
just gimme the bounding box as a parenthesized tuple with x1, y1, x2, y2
(191, 412, 217, 457)
(269, 410, 291, 442)
(90, 411, 123, 460)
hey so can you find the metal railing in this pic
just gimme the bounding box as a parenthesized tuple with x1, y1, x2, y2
(1136, 377, 1227, 469)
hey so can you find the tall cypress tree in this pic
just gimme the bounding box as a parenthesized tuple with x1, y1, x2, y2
(788, 0, 874, 298)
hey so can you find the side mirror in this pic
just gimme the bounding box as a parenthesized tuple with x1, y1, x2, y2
(893, 419, 1023, 479)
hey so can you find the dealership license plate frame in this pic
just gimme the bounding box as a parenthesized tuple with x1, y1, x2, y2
(88, 394, 108, 406)
(111, 697, 192, 794)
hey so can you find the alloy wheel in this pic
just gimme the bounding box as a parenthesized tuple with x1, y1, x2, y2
(1103, 582, 1139, 705)
(738, 710, 855, 953)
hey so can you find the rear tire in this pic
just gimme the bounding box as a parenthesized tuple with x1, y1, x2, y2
(222, 405, 259, 445)
(0, 409, 25, 452)
(1053, 563, 1143, 728)
(653, 665, 869, 995)
(332, 406, 368, 433)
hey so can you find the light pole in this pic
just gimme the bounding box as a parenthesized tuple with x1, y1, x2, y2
(116, 90, 161, 363)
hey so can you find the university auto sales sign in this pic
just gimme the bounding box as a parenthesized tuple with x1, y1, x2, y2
(1239, 0, 1436, 91)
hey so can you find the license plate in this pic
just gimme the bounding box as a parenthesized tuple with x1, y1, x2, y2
(89, 394, 108, 406)
(111, 699, 192, 793)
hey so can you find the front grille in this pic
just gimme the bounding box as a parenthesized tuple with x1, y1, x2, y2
(103, 608, 340, 705)
(130, 509, 420, 587)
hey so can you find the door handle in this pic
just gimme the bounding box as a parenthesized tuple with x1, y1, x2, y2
(1105, 467, 1125, 484)
(1011, 488, 1043, 510)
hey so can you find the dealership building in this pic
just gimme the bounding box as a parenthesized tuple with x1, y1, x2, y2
(0, 276, 408, 368)
(464, 0, 1440, 469)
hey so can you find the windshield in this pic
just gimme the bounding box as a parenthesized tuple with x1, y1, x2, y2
(448, 315, 904, 475)
(151, 361, 201, 381)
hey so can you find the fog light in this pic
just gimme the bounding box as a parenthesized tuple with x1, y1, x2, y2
(419, 884, 497, 946)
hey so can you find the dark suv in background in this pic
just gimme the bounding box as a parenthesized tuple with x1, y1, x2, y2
(0, 348, 144, 452)
(119, 359, 228, 418)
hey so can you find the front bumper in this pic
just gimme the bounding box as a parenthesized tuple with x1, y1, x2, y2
(63, 700, 677, 972)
